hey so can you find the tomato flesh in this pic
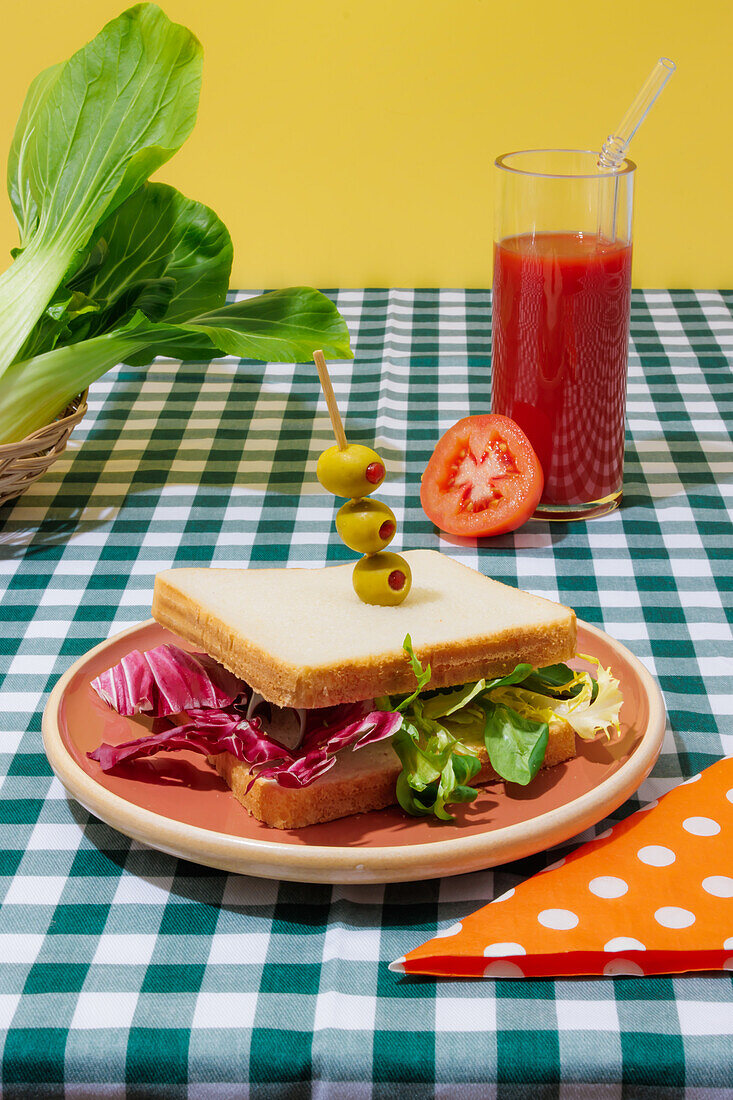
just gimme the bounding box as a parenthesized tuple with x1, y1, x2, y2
(420, 414, 544, 536)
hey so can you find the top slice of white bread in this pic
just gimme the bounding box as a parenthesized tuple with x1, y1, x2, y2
(152, 549, 576, 709)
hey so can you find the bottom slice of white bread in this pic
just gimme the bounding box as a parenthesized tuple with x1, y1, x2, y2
(209, 719, 575, 829)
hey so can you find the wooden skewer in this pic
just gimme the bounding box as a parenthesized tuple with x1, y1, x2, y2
(313, 350, 348, 451)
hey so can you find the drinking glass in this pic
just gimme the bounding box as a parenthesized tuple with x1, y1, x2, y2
(490, 149, 635, 519)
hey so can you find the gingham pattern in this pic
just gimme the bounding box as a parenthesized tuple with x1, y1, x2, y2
(1, 289, 732, 1098)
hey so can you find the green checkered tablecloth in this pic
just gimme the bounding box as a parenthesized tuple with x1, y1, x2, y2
(1, 289, 732, 1098)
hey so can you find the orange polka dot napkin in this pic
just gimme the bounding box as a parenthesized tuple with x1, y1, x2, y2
(392, 757, 733, 979)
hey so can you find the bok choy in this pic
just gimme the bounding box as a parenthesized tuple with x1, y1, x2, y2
(0, 4, 352, 444)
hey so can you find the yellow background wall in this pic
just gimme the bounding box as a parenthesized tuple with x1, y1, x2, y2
(0, 0, 729, 288)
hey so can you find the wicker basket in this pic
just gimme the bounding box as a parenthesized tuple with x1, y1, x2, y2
(0, 392, 89, 507)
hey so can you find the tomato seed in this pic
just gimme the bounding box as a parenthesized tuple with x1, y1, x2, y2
(388, 570, 405, 591)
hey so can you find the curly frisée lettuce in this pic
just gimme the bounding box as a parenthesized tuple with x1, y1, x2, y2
(379, 637, 623, 819)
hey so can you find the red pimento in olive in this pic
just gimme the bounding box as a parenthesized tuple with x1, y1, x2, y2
(366, 461, 385, 485)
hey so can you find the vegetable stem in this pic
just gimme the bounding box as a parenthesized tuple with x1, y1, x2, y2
(0, 240, 71, 375)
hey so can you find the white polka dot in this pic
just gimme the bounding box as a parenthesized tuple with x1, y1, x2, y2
(726, 788, 733, 804)
(491, 888, 516, 903)
(654, 906, 696, 929)
(540, 858, 566, 873)
(483, 960, 525, 978)
(637, 845, 676, 867)
(483, 942, 526, 957)
(684, 773, 701, 784)
(596, 827, 613, 840)
(604, 937, 646, 952)
(589, 876, 628, 899)
(538, 908, 579, 930)
(702, 876, 733, 898)
(433, 922, 463, 939)
(638, 799, 659, 812)
(683, 816, 721, 836)
(724, 937, 733, 950)
(603, 959, 645, 977)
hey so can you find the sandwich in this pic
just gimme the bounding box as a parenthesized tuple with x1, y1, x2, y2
(88, 550, 622, 828)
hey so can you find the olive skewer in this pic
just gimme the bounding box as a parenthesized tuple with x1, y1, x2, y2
(312, 350, 411, 606)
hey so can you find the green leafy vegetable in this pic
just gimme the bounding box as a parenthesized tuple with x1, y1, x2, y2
(0, 288, 352, 443)
(1, 4, 202, 375)
(392, 711, 481, 820)
(387, 639, 481, 819)
(488, 657, 621, 742)
(480, 701, 549, 786)
(420, 664, 532, 721)
(17, 182, 233, 362)
(383, 640, 623, 820)
(394, 635, 432, 712)
(0, 4, 353, 444)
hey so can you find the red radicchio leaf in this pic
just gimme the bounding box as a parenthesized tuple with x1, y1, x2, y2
(248, 709, 403, 791)
(88, 711, 291, 773)
(90, 644, 244, 717)
(88, 661, 403, 790)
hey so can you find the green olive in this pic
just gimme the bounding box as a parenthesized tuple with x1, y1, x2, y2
(336, 498, 397, 554)
(316, 444, 385, 498)
(352, 551, 412, 606)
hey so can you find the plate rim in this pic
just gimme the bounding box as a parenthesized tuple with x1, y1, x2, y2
(42, 617, 667, 884)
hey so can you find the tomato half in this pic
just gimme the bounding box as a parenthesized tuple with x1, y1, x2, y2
(420, 414, 544, 537)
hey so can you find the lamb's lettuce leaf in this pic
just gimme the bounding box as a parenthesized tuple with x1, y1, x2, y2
(480, 701, 549, 786)
(392, 708, 481, 820)
(388, 640, 481, 819)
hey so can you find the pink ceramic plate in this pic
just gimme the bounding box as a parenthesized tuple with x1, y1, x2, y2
(42, 619, 665, 883)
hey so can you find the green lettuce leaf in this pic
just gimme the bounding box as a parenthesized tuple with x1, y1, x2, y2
(392, 711, 481, 820)
(394, 634, 432, 713)
(480, 701, 549, 786)
(388, 639, 481, 819)
(382, 642, 623, 819)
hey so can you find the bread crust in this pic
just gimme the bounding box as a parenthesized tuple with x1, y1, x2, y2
(210, 719, 577, 830)
(153, 554, 577, 709)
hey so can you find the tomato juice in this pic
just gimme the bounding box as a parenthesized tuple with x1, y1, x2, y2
(491, 231, 632, 509)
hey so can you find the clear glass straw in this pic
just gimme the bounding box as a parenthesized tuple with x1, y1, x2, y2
(598, 57, 676, 170)
(598, 57, 676, 239)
